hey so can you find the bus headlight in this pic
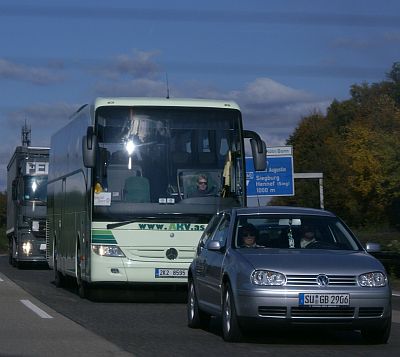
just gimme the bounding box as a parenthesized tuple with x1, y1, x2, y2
(22, 241, 33, 256)
(92, 245, 125, 257)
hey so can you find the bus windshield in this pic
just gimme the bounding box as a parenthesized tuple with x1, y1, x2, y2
(23, 175, 48, 202)
(93, 106, 244, 220)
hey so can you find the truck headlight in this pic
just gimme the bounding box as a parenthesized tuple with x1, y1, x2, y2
(251, 270, 286, 286)
(22, 241, 33, 256)
(92, 245, 125, 257)
(358, 272, 387, 287)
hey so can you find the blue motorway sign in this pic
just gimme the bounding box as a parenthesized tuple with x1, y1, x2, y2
(246, 154, 294, 197)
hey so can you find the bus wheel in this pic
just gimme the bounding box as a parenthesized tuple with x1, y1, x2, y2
(8, 238, 13, 265)
(76, 247, 90, 299)
(54, 243, 64, 287)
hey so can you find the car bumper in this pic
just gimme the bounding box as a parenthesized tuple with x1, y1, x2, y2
(235, 287, 391, 328)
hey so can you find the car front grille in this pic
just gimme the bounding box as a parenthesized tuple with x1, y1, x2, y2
(358, 307, 384, 317)
(291, 307, 355, 318)
(258, 306, 287, 317)
(258, 306, 384, 319)
(286, 274, 357, 286)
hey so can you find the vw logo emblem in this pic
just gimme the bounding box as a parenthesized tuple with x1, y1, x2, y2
(166, 248, 178, 260)
(316, 274, 329, 286)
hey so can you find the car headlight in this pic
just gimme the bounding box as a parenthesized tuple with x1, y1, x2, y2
(358, 271, 387, 287)
(251, 270, 286, 286)
(92, 245, 125, 257)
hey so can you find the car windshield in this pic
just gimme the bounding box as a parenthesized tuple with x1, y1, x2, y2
(235, 214, 361, 250)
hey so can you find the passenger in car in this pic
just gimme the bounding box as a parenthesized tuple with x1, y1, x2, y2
(240, 224, 261, 248)
(300, 226, 317, 248)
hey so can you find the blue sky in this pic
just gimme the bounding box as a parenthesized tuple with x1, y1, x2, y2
(1, 0, 399, 190)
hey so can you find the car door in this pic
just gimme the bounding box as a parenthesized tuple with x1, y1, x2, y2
(195, 214, 223, 301)
(201, 213, 231, 312)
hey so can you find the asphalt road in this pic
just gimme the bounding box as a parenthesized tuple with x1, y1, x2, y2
(1, 255, 400, 357)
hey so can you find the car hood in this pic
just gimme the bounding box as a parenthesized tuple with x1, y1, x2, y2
(237, 249, 385, 275)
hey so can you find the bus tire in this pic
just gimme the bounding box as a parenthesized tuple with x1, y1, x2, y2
(76, 245, 90, 299)
(54, 241, 65, 287)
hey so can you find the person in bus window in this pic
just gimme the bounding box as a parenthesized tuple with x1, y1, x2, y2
(191, 174, 216, 197)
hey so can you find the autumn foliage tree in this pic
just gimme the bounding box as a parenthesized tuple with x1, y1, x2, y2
(271, 62, 400, 229)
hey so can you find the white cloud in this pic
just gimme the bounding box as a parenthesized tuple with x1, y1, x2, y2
(0, 59, 64, 85)
(0, 76, 332, 191)
(91, 50, 162, 80)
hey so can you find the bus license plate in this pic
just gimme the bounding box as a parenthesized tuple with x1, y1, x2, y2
(155, 268, 188, 278)
(299, 293, 350, 307)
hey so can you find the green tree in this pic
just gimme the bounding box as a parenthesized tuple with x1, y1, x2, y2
(272, 62, 400, 229)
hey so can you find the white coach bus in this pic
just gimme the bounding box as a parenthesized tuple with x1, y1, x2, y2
(46, 97, 266, 297)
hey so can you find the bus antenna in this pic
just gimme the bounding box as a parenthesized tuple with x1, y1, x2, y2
(21, 119, 31, 147)
(166, 73, 170, 99)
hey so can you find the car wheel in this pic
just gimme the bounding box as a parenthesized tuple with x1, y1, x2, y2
(361, 316, 391, 344)
(222, 283, 242, 342)
(187, 279, 210, 328)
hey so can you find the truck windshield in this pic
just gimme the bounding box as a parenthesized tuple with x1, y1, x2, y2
(23, 175, 48, 202)
(93, 106, 244, 220)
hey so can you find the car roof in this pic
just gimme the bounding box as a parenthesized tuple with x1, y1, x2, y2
(231, 206, 336, 217)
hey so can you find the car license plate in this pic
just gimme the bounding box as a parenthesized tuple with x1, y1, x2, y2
(155, 268, 188, 278)
(299, 293, 350, 307)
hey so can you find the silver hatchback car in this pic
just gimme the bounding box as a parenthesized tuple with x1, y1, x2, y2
(187, 206, 391, 343)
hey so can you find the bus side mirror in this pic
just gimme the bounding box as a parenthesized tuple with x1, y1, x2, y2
(82, 127, 97, 168)
(250, 139, 266, 171)
(244, 130, 267, 171)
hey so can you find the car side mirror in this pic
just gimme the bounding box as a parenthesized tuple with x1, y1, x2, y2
(365, 242, 381, 253)
(207, 241, 223, 251)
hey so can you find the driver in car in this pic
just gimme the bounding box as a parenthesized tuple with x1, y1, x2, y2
(300, 226, 317, 248)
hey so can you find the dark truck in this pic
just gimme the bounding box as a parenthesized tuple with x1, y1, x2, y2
(6, 146, 49, 267)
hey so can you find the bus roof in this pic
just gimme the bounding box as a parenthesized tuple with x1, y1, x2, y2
(93, 97, 241, 111)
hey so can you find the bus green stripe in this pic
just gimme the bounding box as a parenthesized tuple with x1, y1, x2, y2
(92, 230, 117, 244)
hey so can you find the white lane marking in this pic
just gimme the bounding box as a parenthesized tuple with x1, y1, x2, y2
(393, 293, 400, 297)
(0, 277, 4, 282)
(20, 299, 53, 319)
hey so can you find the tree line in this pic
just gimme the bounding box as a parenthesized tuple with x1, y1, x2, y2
(271, 62, 400, 229)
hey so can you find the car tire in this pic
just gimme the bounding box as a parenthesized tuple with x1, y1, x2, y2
(187, 279, 210, 328)
(222, 283, 242, 342)
(361, 315, 391, 344)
